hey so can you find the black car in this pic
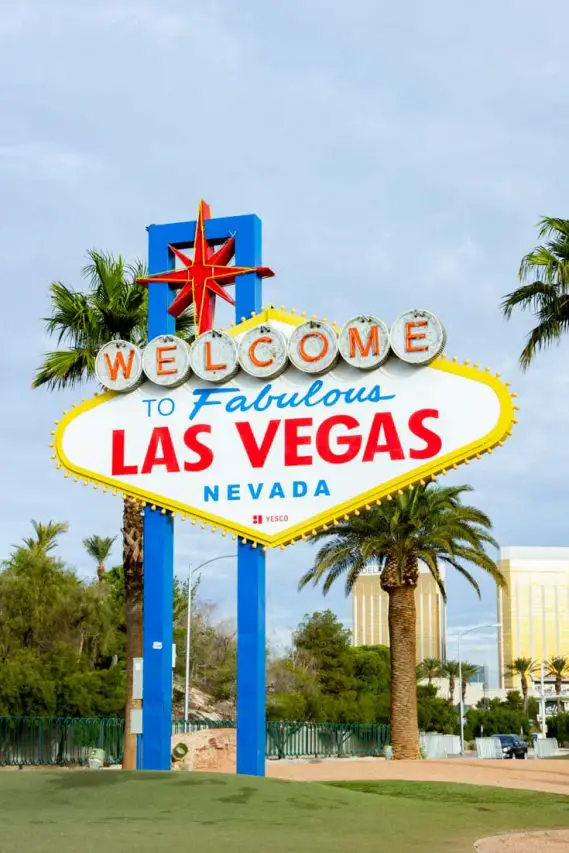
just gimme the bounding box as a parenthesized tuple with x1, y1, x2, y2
(494, 734, 529, 759)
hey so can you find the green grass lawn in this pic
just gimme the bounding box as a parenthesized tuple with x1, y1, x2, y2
(0, 772, 567, 853)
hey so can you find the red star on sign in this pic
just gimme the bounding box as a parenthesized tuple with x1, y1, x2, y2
(137, 200, 274, 334)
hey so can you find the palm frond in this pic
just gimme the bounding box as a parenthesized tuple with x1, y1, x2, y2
(518, 312, 569, 370)
(32, 348, 96, 389)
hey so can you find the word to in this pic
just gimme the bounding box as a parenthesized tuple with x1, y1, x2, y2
(95, 310, 446, 392)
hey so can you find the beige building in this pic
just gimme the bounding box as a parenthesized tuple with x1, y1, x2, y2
(498, 547, 569, 688)
(352, 566, 446, 661)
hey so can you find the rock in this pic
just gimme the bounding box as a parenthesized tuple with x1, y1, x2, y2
(171, 728, 236, 773)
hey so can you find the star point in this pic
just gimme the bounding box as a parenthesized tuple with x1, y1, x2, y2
(137, 201, 274, 334)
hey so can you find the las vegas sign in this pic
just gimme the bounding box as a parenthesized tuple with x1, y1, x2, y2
(52, 307, 516, 548)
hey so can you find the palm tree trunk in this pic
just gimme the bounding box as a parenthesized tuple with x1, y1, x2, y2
(97, 562, 106, 584)
(388, 585, 420, 760)
(521, 675, 528, 713)
(122, 498, 143, 770)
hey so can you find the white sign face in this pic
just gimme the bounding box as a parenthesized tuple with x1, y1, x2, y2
(55, 309, 515, 547)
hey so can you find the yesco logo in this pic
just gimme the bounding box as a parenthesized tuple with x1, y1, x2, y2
(95, 310, 446, 392)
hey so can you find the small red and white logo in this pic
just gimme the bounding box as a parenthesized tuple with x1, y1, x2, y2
(252, 514, 263, 524)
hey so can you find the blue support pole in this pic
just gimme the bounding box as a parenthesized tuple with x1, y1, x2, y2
(141, 227, 175, 770)
(234, 216, 267, 777)
(139, 209, 267, 775)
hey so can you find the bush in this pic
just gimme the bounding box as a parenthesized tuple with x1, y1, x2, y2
(545, 713, 569, 746)
(417, 684, 459, 734)
(464, 706, 530, 741)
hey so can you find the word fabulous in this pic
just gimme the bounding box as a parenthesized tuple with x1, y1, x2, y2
(95, 309, 446, 393)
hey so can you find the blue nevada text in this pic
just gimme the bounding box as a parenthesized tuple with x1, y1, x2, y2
(204, 480, 331, 502)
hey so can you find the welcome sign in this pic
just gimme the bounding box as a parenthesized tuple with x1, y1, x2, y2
(53, 307, 516, 547)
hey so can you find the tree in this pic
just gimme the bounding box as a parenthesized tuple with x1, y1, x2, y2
(505, 657, 538, 712)
(21, 520, 68, 556)
(0, 539, 124, 717)
(502, 217, 569, 368)
(442, 660, 461, 705)
(33, 250, 193, 768)
(417, 684, 458, 734)
(267, 613, 390, 725)
(417, 657, 442, 686)
(83, 535, 116, 584)
(547, 656, 569, 713)
(300, 483, 503, 759)
(460, 662, 480, 704)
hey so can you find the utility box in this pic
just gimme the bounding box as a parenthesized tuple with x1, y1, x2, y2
(132, 657, 143, 700)
(130, 708, 143, 735)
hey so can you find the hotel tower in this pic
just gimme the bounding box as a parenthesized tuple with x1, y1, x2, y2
(352, 565, 447, 661)
(498, 547, 569, 688)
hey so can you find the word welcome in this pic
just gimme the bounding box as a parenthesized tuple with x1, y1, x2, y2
(95, 310, 446, 393)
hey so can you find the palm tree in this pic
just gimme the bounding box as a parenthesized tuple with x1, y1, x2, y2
(417, 657, 442, 686)
(83, 535, 116, 583)
(33, 249, 193, 769)
(21, 520, 69, 556)
(546, 656, 569, 713)
(502, 217, 569, 368)
(505, 657, 538, 712)
(442, 660, 461, 705)
(459, 661, 480, 704)
(300, 483, 503, 759)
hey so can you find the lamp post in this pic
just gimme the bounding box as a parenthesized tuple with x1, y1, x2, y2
(457, 622, 501, 755)
(539, 661, 547, 737)
(184, 554, 235, 724)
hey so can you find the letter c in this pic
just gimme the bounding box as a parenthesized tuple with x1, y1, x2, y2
(249, 336, 274, 368)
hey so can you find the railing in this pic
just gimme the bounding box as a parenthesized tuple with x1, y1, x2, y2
(1, 717, 390, 766)
(265, 721, 390, 759)
(0, 717, 124, 767)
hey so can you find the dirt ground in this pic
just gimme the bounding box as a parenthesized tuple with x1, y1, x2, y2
(266, 757, 569, 796)
(474, 830, 569, 852)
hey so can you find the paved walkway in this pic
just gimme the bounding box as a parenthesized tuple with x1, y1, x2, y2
(267, 757, 569, 795)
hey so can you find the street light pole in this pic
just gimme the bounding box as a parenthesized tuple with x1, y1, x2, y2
(183, 554, 235, 725)
(539, 661, 547, 737)
(456, 622, 501, 755)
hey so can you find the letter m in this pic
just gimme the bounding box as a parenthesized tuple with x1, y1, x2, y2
(349, 325, 379, 358)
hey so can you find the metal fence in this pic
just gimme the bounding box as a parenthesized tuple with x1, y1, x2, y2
(0, 717, 124, 767)
(266, 722, 390, 759)
(0, 717, 390, 766)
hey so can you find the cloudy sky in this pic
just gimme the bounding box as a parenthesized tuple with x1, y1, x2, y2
(2, 0, 569, 684)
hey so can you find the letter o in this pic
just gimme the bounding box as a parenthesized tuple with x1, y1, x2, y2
(288, 321, 339, 375)
(157, 397, 175, 416)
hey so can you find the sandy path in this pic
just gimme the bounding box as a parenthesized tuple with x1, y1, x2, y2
(475, 830, 569, 851)
(266, 757, 569, 795)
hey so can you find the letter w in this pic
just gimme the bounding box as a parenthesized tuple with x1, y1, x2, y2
(236, 420, 280, 468)
(104, 349, 135, 381)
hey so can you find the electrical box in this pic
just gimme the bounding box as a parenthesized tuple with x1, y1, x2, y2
(130, 708, 143, 734)
(172, 643, 176, 669)
(132, 657, 143, 700)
